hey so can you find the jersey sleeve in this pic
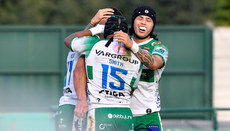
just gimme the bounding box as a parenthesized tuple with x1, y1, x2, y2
(152, 43, 168, 65)
(70, 36, 100, 55)
(70, 36, 87, 54)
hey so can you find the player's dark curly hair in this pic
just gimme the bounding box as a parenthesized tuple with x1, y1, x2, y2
(106, 7, 123, 16)
(111, 7, 123, 16)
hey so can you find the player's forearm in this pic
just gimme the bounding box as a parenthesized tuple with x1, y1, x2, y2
(73, 58, 88, 101)
(84, 23, 94, 31)
(134, 48, 163, 70)
(76, 88, 87, 101)
(64, 30, 92, 49)
(65, 22, 94, 48)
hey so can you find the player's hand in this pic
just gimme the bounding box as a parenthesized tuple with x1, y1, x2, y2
(74, 100, 88, 118)
(90, 8, 114, 26)
(114, 31, 133, 49)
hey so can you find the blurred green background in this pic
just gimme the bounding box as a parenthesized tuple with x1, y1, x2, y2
(0, 0, 229, 131)
(0, 0, 229, 26)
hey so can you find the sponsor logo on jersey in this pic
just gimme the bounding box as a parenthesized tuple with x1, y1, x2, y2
(96, 98, 101, 102)
(58, 118, 67, 129)
(146, 125, 159, 130)
(99, 89, 125, 97)
(88, 116, 94, 131)
(107, 113, 132, 120)
(63, 87, 72, 94)
(74, 117, 86, 131)
(95, 49, 139, 65)
(99, 123, 112, 130)
(151, 41, 162, 46)
(144, 46, 150, 50)
(153, 47, 167, 56)
(70, 53, 75, 58)
(156, 89, 161, 108)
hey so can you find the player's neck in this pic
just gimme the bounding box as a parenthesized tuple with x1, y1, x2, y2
(98, 33, 104, 39)
(133, 36, 151, 44)
(106, 34, 113, 39)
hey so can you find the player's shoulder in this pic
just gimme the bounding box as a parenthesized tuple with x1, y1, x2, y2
(74, 35, 98, 39)
(76, 35, 101, 44)
(151, 40, 168, 50)
(81, 35, 100, 40)
(150, 39, 162, 46)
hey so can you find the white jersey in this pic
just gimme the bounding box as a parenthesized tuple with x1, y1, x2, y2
(130, 38, 168, 116)
(59, 51, 81, 106)
(70, 36, 142, 110)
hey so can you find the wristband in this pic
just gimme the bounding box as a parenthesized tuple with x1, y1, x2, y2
(131, 42, 139, 53)
(89, 24, 105, 36)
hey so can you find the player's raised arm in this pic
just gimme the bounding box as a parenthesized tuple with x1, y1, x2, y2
(64, 30, 91, 49)
(65, 7, 123, 49)
(84, 8, 114, 30)
(134, 48, 165, 70)
(64, 24, 105, 49)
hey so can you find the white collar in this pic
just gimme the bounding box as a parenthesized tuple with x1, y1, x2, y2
(131, 37, 153, 46)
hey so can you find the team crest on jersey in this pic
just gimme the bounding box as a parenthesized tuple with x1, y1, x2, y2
(146, 108, 152, 114)
(113, 44, 126, 55)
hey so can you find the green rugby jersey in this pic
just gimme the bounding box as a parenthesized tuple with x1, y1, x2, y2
(130, 38, 168, 116)
(70, 36, 142, 110)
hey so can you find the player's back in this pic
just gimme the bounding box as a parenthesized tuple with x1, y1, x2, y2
(85, 38, 142, 109)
